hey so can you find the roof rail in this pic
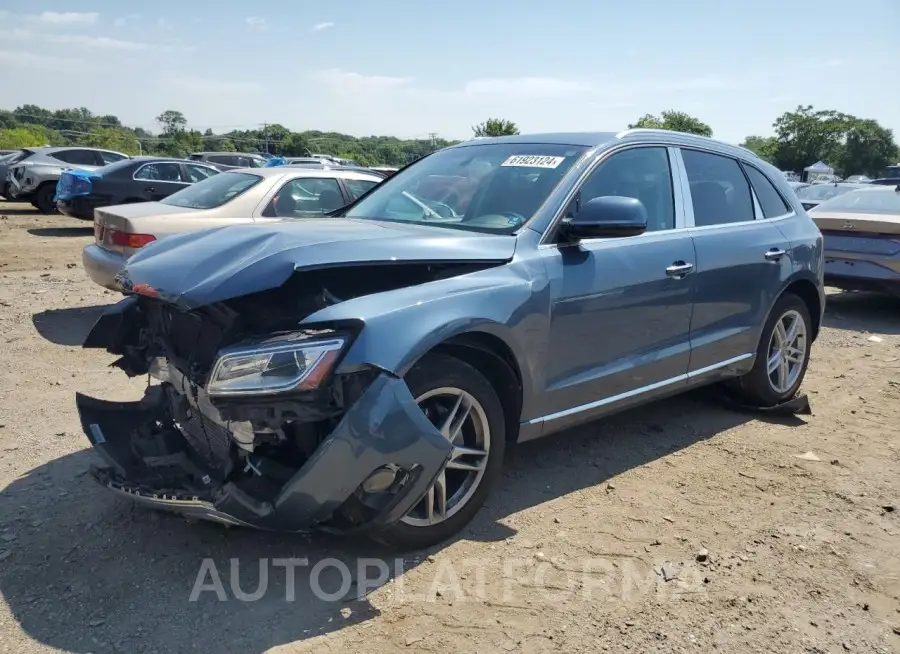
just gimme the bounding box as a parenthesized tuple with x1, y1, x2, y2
(615, 128, 761, 158)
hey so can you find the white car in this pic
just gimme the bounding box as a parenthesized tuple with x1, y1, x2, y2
(82, 167, 383, 290)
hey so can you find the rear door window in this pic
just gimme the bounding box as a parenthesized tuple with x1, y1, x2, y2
(134, 162, 186, 182)
(52, 149, 98, 166)
(743, 164, 790, 218)
(681, 149, 755, 226)
(263, 177, 346, 217)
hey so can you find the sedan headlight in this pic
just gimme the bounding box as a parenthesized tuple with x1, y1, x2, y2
(207, 338, 345, 396)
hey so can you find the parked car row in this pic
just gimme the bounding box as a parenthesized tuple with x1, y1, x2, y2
(1, 145, 396, 214)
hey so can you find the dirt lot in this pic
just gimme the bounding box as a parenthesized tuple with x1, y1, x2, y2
(0, 202, 898, 654)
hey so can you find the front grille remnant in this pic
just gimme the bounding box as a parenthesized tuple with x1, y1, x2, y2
(169, 391, 233, 472)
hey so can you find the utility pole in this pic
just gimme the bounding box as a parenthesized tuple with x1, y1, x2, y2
(428, 132, 437, 151)
(262, 122, 269, 154)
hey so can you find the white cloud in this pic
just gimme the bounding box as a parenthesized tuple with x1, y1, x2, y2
(0, 49, 84, 69)
(245, 17, 267, 31)
(317, 68, 414, 91)
(32, 11, 98, 25)
(157, 18, 174, 31)
(462, 77, 591, 97)
(113, 14, 141, 28)
(0, 27, 188, 52)
(312, 22, 335, 31)
(164, 76, 263, 96)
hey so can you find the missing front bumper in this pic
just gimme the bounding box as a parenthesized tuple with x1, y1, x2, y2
(76, 374, 453, 533)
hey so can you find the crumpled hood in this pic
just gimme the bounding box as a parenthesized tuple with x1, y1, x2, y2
(117, 217, 517, 308)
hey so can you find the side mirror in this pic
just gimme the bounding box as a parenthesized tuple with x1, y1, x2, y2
(561, 195, 648, 241)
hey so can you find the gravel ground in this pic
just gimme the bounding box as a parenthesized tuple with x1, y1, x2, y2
(0, 202, 898, 654)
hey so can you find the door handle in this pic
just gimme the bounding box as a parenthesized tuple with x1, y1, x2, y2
(764, 248, 786, 261)
(665, 261, 694, 278)
(145, 186, 155, 193)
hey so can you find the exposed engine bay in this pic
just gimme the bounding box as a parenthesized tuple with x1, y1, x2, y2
(78, 263, 492, 531)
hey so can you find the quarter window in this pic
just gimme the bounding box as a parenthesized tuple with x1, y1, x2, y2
(743, 165, 790, 218)
(345, 178, 378, 199)
(573, 147, 675, 232)
(186, 164, 219, 183)
(134, 163, 185, 182)
(681, 149, 755, 226)
(264, 178, 345, 217)
(99, 151, 128, 164)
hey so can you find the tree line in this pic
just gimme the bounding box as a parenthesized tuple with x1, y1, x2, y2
(1, 105, 897, 177)
(0, 106, 460, 167)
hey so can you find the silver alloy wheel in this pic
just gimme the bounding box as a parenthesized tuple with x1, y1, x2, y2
(401, 387, 491, 527)
(767, 309, 807, 394)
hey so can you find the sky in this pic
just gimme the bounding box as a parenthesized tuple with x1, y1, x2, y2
(0, 0, 897, 144)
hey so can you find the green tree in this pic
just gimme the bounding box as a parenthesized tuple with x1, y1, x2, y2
(740, 135, 778, 162)
(472, 118, 520, 137)
(155, 110, 187, 136)
(0, 125, 61, 148)
(769, 105, 898, 176)
(628, 110, 713, 137)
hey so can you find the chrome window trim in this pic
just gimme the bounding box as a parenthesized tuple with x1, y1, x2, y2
(538, 143, 685, 247)
(132, 162, 190, 185)
(528, 353, 753, 425)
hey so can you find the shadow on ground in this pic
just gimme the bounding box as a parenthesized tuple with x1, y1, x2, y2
(824, 290, 900, 336)
(0, 208, 42, 216)
(27, 227, 93, 238)
(0, 389, 797, 654)
(31, 305, 107, 346)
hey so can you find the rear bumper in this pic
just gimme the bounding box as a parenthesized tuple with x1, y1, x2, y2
(823, 242, 900, 295)
(76, 374, 452, 533)
(82, 244, 127, 290)
(57, 197, 98, 220)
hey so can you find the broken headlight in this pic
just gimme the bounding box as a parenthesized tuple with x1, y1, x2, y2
(207, 338, 345, 396)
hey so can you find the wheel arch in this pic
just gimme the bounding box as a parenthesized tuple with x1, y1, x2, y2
(780, 277, 823, 341)
(426, 330, 524, 444)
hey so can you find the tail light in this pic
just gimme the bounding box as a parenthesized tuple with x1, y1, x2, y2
(106, 228, 156, 248)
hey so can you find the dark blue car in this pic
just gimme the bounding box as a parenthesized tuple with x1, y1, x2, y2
(77, 129, 825, 550)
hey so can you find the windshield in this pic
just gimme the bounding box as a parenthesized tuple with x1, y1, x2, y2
(341, 143, 588, 233)
(796, 184, 861, 201)
(812, 189, 900, 215)
(161, 171, 261, 209)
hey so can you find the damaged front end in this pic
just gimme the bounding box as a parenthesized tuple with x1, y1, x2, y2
(77, 268, 466, 533)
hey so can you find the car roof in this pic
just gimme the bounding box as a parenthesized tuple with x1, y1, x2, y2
(32, 145, 125, 154)
(191, 151, 265, 157)
(449, 129, 761, 161)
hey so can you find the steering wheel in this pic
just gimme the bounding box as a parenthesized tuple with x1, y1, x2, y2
(427, 200, 458, 219)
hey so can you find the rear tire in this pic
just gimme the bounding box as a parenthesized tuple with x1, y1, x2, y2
(371, 353, 506, 551)
(730, 293, 812, 407)
(34, 184, 57, 214)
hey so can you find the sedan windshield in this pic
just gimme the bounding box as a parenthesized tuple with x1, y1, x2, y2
(161, 171, 261, 209)
(341, 143, 588, 233)
(796, 184, 862, 201)
(812, 188, 900, 215)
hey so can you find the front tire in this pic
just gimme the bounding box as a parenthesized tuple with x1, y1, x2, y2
(372, 353, 506, 550)
(731, 293, 812, 407)
(34, 183, 57, 214)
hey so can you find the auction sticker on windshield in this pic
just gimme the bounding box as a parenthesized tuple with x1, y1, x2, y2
(501, 155, 565, 169)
